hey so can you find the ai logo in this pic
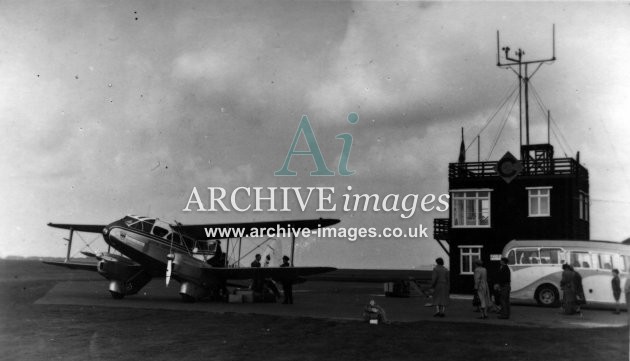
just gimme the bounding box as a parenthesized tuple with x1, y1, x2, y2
(274, 113, 358, 176)
(495, 151, 523, 184)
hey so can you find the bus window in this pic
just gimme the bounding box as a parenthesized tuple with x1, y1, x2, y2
(590, 254, 600, 269)
(615, 255, 626, 272)
(598, 254, 613, 270)
(570, 252, 591, 269)
(515, 249, 539, 265)
(507, 250, 516, 265)
(622, 256, 630, 273)
(540, 248, 561, 264)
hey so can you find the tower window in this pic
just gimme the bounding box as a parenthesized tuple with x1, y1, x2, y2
(579, 191, 589, 221)
(451, 190, 491, 228)
(527, 187, 551, 217)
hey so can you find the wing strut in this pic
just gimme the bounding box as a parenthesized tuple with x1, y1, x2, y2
(64, 228, 74, 263)
(290, 234, 295, 266)
(226, 238, 230, 267)
(237, 237, 242, 267)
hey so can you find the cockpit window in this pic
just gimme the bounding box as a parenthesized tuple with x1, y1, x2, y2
(141, 219, 155, 232)
(123, 216, 137, 226)
(153, 226, 169, 238)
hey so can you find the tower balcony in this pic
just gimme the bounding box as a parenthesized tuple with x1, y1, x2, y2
(433, 218, 450, 241)
(448, 157, 588, 181)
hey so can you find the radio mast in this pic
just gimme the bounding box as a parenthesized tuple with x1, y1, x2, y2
(496, 25, 556, 160)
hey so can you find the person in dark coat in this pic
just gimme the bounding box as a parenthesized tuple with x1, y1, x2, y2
(251, 254, 262, 268)
(560, 264, 578, 315)
(612, 269, 622, 314)
(571, 265, 585, 315)
(430, 257, 450, 317)
(494, 257, 511, 319)
(280, 255, 293, 304)
(250, 254, 263, 293)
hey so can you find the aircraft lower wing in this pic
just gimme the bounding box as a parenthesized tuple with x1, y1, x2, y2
(42, 260, 98, 272)
(304, 269, 432, 282)
(204, 266, 337, 282)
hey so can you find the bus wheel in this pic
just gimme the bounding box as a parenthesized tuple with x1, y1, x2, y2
(535, 284, 559, 307)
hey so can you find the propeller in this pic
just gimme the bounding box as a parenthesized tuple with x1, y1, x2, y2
(166, 253, 175, 286)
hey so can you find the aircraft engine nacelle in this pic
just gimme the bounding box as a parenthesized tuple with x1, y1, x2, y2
(97, 257, 152, 299)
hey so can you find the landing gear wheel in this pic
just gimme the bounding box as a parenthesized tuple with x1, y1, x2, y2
(110, 291, 125, 299)
(535, 284, 559, 307)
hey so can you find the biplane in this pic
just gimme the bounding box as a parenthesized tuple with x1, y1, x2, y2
(45, 216, 339, 302)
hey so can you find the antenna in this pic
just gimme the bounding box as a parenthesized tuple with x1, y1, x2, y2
(496, 25, 556, 159)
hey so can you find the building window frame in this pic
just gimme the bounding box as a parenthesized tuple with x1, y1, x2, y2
(579, 191, 589, 221)
(527, 186, 552, 217)
(459, 245, 483, 275)
(450, 189, 492, 228)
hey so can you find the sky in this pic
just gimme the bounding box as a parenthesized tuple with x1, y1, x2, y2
(1, 1, 630, 268)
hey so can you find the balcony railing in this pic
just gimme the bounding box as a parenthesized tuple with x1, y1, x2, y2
(448, 158, 588, 181)
(433, 218, 450, 241)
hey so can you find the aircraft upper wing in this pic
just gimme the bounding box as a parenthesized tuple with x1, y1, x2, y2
(205, 266, 337, 282)
(48, 223, 107, 233)
(177, 218, 340, 240)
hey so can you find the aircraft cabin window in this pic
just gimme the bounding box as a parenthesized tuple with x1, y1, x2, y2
(183, 237, 195, 252)
(167, 233, 182, 245)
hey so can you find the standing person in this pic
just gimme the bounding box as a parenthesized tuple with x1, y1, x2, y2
(430, 257, 449, 317)
(494, 257, 511, 319)
(249, 254, 263, 293)
(560, 264, 577, 315)
(612, 269, 622, 315)
(280, 255, 293, 304)
(625, 277, 630, 323)
(572, 265, 585, 316)
(264, 254, 271, 267)
(251, 254, 262, 268)
(473, 259, 491, 319)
